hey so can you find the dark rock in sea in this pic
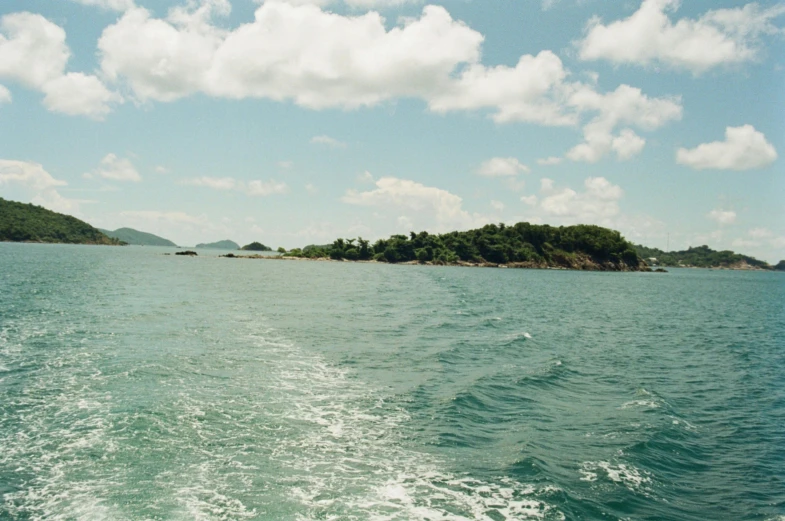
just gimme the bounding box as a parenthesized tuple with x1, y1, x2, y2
(222, 253, 237, 258)
(175, 250, 198, 256)
(655, 268, 668, 273)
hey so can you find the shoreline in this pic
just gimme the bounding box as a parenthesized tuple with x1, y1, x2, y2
(219, 253, 652, 272)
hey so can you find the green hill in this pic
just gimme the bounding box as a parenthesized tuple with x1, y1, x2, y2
(285, 222, 647, 271)
(0, 197, 121, 245)
(633, 244, 771, 269)
(99, 227, 176, 247)
(241, 242, 272, 251)
(195, 240, 240, 250)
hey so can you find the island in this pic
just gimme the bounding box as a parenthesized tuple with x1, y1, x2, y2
(276, 223, 651, 271)
(195, 240, 240, 250)
(99, 227, 176, 247)
(633, 244, 775, 270)
(241, 242, 272, 251)
(0, 197, 122, 245)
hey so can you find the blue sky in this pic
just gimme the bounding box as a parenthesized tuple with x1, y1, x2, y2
(0, 0, 783, 261)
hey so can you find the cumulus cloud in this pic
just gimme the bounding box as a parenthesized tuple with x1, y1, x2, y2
(0, 12, 119, 118)
(578, 0, 785, 73)
(427, 50, 577, 125)
(707, 209, 737, 225)
(69, 0, 136, 11)
(342, 176, 488, 231)
(537, 156, 562, 166)
(0, 84, 10, 104)
(181, 175, 288, 196)
(536, 176, 624, 223)
(85, 153, 141, 182)
(42, 73, 120, 119)
(477, 157, 530, 177)
(311, 135, 347, 148)
(0, 159, 81, 213)
(567, 84, 682, 162)
(676, 125, 777, 170)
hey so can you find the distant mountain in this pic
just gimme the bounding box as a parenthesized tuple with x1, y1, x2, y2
(0, 197, 121, 245)
(195, 240, 240, 250)
(99, 227, 176, 247)
(240, 242, 272, 251)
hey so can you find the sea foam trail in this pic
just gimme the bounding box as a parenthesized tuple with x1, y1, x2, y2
(0, 310, 562, 520)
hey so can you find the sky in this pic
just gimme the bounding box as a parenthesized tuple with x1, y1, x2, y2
(0, 0, 783, 261)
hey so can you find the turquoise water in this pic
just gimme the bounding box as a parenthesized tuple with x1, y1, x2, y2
(1, 243, 783, 520)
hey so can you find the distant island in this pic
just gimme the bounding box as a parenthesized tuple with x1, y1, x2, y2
(99, 227, 177, 247)
(281, 223, 649, 271)
(633, 244, 775, 270)
(0, 198, 122, 245)
(241, 242, 272, 251)
(195, 240, 240, 250)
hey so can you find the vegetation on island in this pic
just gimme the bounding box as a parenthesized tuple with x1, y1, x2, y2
(774, 260, 785, 271)
(241, 242, 272, 251)
(195, 240, 240, 250)
(0, 198, 122, 245)
(633, 244, 772, 269)
(283, 222, 647, 271)
(99, 227, 176, 247)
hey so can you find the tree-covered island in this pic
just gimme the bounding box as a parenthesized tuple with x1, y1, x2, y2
(281, 222, 649, 271)
(0, 198, 123, 245)
(633, 244, 774, 270)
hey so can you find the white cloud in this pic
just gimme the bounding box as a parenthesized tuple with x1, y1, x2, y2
(521, 194, 538, 206)
(310, 135, 347, 148)
(69, 0, 136, 11)
(357, 171, 375, 183)
(120, 210, 208, 226)
(85, 153, 141, 182)
(707, 209, 736, 225)
(0, 159, 81, 214)
(578, 0, 785, 73)
(277, 160, 294, 169)
(676, 124, 777, 170)
(567, 84, 682, 162)
(305, 183, 317, 194)
(537, 176, 624, 223)
(182, 176, 237, 190)
(41, 72, 121, 120)
(155, 165, 170, 174)
(0, 84, 10, 103)
(181, 175, 288, 196)
(246, 179, 288, 196)
(0, 159, 67, 190)
(477, 157, 530, 177)
(749, 227, 772, 239)
(490, 200, 505, 212)
(427, 50, 577, 125)
(100, 3, 483, 108)
(0, 12, 69, 88)
(91, 0, 685, 145)
(0, 12, 119, 118)
(537, 156, 562, 166)
(612, 129, 646, 160)
(342, 176, 488, 231)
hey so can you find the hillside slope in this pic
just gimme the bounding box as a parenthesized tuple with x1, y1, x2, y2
(0, 198, 121, 245)
(100, 227, 176, 246)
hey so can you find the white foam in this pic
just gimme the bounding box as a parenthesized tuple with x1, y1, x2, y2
(580, 461, 651, 492)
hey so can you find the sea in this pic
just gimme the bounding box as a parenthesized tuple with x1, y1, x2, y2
(1, 243, 783, 521)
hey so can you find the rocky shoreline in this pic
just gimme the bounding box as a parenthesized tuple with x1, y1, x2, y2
(218, 252, 657, 272)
